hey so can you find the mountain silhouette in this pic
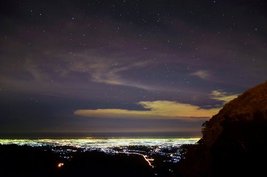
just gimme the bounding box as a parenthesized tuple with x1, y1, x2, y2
(177, 81, 267, 177)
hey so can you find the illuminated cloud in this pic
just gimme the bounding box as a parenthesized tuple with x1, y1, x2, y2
(211, 90, 239, 103)
(191, 70, 210, 79)
(74, 100, 220, 119)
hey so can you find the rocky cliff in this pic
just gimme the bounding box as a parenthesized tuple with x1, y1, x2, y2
(177, 81, 267, 177)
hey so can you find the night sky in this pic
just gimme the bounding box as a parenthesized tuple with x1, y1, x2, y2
(1, 0, 267, 137)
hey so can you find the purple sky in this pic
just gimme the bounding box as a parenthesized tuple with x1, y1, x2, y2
(0, 0, 267, 137)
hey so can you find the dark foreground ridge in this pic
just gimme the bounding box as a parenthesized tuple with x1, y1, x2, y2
(177, 81, 267, 177)
(0, 145, 154, 177)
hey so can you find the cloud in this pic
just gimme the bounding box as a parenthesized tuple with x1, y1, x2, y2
(24, 59, 49, 82)
(66, 57, 162, 91)
(191, 70, 210, 79)
(74, 100, 220, 119)
(211, 90, 239, 103)
(89, 61, 161, 91)
(74, 90, 239, 120)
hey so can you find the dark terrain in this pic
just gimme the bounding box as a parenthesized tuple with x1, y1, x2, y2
(0, 143, 181, 177)
(0, 145, 154, 177)
(177, 81, 267, 177)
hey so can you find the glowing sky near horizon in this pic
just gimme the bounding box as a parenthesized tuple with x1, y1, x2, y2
(0, 0, 267, 137)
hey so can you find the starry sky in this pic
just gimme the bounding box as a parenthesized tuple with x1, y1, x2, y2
(0, 0, 267, 137)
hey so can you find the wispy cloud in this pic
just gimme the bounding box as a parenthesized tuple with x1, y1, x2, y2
(210, 90, 239, 103)
(74, 100, 220, 119)
(24, 59, 49, 81)
(191, 70, 210, 79)
(89, 61, 157, 90)
(67, 56, 165, 91)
